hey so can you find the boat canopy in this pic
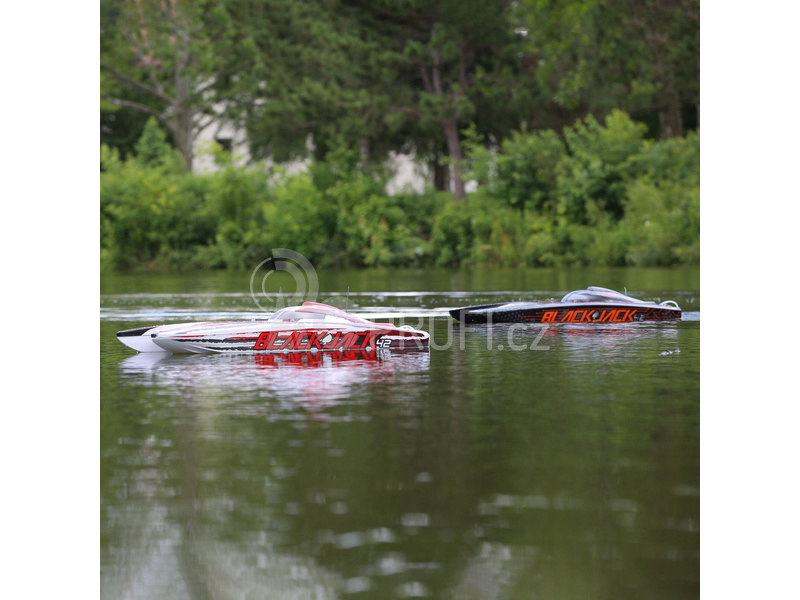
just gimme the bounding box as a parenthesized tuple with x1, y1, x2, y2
(561, 286, 647, 304)
(268, 302, 394, 327)
(269, 303, 357, 324)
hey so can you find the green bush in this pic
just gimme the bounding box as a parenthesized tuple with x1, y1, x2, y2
(522, 214, 559, 267)
(256, 171, 337, 267)
(499, 128, 565, 212)
(430, 193, 527, 267)
(101, 145, 207, 270)
(332, 179, 443, 268)
(620, 179, 700, 266)
(431, 200, 477, 267)
(470, 195, 528, 266)
(465, 125, 566, 211)
(100, 141, 270, 270)
(556, 110, 647, 223)
(628, 131, 700, 184)
(133, 117, 185, 172)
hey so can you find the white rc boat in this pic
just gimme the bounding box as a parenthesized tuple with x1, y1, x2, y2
(117, 302, 429, 354)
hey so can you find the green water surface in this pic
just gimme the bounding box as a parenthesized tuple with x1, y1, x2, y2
(101, 267, 699, 600)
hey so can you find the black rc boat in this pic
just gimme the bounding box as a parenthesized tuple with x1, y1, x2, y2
(449, 286, 681, 324)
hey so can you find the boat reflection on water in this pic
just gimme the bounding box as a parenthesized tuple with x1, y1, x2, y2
(118, 349, 431, 414)
(108, 349, 435, 599)
(454, 320, 682, 357)
(547, 322, 682, 362)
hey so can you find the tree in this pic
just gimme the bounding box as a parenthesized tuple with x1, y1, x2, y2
(329, 0, 528, 203)
(617, 0, 699, 138)
(512, 0, 699, 138)
(237, 0, 527, 202)
(403, 0, 529, 202)
(234, 0, 371, 164)
(101, 0, 257, 171)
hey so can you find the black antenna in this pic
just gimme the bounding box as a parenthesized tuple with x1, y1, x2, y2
(345, 286, 350, 311)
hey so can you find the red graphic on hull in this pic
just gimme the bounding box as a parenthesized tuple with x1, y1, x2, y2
(522, 306, 679, 323)
(538, 308, 642, 323)
(252, 349, 386, 368)
(252, 329, 391, 352)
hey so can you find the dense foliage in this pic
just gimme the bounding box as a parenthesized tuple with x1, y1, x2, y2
(101, 0, 698, 271)
(101, 112, 698, 270)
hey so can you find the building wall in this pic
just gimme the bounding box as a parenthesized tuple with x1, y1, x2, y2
(192, 121, 433, 195)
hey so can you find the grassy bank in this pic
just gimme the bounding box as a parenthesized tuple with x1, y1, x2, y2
(101, 111, 699, 271)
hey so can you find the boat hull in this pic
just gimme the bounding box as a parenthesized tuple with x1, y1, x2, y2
(117, 323, 429, 354)
(450, 302, 681, 324)
(116, 322, 236, 353)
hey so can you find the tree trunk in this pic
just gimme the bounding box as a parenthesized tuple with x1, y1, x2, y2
(359, 137, 370, 170)
(443, 118, 466, 203)
(426, 48, 467, 203)
(173, 26, 195, 171)
(432, 159, 450, 192)
(171, 104, 195, 172)
(659, 87, 684, 139)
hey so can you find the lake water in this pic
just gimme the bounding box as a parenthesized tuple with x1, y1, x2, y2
(101, 267, 700, 600)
